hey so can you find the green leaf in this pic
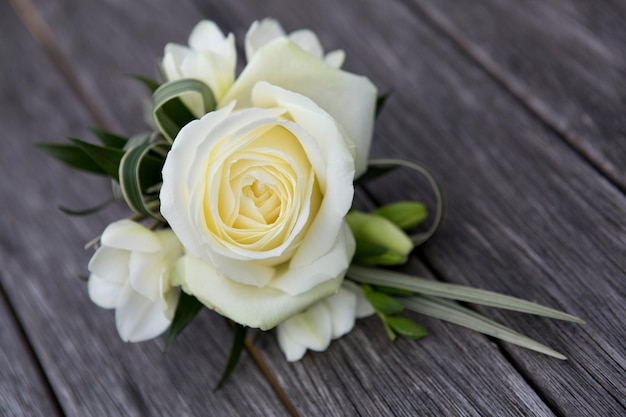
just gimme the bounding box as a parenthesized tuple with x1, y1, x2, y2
(215, 323, 247, 390)
(152, 79, 215, 142)
(89, 128, 128, 149)
(118, 135, 165, 219)
(354, 241, 388, 260)
(166, 292, 204, 349)
(373, 285, 415, 297)
(58, 197, 115, 216)
(368, 158, 445, 246)
(67, 138, 125, 180)
(347, 266, 584, 323)
(363, 286, 404, 315)
(403, 296, 567, 359)
(386, 316, 428, 339)
(374, 201, 428, 230)
(35, 143, 107, 175)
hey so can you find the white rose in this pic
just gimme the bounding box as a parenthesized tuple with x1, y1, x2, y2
(277, 281, 374, 361)
(87, 220, 184, 342)
(221, 36, 376, 177)
(162, 20, 236, 116)
(245, 18, 345, 68)
(161, 81, 364, 330)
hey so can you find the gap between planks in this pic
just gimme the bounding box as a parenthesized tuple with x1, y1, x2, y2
(9, 0, 299, 415)
(399, 0, 626, 196)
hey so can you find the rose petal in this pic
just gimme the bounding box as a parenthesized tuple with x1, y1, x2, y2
(173, 253, 343, 330)
(221, 38, 377, 176)
(269, 222, 355, 296)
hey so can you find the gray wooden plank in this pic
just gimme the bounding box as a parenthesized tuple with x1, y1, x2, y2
(408, 0, 626, 191)
(22, 2, 621, 415)
(24, 0, 565, 415)
(289, 0, 625, 415)
(0, 286, 63, 417)
(1, 2, 289, 416)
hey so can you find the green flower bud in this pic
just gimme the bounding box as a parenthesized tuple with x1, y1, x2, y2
(346, 211, 414, 266)
(374, 201, 427, 230)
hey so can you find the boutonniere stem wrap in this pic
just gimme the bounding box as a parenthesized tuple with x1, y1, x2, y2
(38, 18, 581, 383)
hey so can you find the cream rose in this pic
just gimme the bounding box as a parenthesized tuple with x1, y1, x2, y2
(161, 80, 368, 330)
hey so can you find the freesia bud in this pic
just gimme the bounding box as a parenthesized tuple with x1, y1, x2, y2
(346, 211, 414, 266)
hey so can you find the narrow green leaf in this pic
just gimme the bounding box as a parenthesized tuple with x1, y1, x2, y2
(373, 285, 415, 297)
(166, 292, 204, 349)
(374, 201, 428, 230)
(89, 128, 128, 149)
(58, 197, 115, 216)
(118, 135, 164, 219)
(152, 79, 215, 142)
(363, 287, 404, 315)
(368, 158, 445, 246)
(386, 316, 428, 339)
(68, 138, 125, 180)
(214, 324, 247, 390)
(381, 315, 397, 341)
(403, 296, 567, 359)
(35, 143, 106, 175)
(348, 266, 584, 323)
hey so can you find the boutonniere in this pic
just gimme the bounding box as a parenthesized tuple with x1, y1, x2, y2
(38, 18, 581, 385)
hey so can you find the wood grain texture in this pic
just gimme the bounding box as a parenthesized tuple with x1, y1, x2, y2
(304, 0, 624, 415)
(2, 2, 288, 416)
(408, 0, 626, 191)
(22, 0, 561, 415)
(10, 0, 625, 416)
(0, 286, 63, 417)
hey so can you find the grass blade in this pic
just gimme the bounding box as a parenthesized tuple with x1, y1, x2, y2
(348, 266, 583, 323)
(402, 295, 566, 359)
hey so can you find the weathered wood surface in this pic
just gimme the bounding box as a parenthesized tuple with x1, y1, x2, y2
(2, 0, 625, 416)
(409, 0, 626, 191)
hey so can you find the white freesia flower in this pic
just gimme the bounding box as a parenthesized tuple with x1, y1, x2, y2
(221, 37, 376, 177)
(162, 20, 236, 116)
(87, 220, 184, 342)
(277, 281, 375, 361)
(162, 80, 364, 330)
(245, 18, 345, 68)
